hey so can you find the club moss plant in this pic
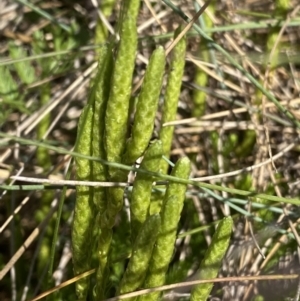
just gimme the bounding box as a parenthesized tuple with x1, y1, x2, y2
(2, 1, 300, 300)
(72, 1, 236, 300)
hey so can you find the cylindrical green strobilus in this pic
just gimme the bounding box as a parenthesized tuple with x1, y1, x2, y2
(119, 214, 161, 298)
(130, 140, 163, 243)
(123, 46, 166, 165)
(72, 105, 95, 301)
(191, 216, 233, 301)
(159, 26, 186, 174)
(139, 157, 191, 301)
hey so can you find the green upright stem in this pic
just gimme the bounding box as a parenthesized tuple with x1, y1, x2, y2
(159, 27, 186, 174)
(191, 217, 233, 301)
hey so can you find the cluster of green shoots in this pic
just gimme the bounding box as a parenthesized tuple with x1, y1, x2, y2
(72, 0, 232, 300)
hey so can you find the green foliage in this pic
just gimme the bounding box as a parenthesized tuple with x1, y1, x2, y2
(72, 105, 95, 300)
(159, 26, 186, 174)
(0, 65, 28, 124)
(91, 45, 114, 299)
(210, 131, 239, 174)
(101, 1, 141, 235)
(123, 46, 165, 164)
(95, 0, 116, 46)
(104, 12, 138, 175)
(191, 217, 233, 301)
(0, 41, 37, 125)
(2, 1, 297, 300)
(92, 44, 113, 212)
(139, 158, 191, 301)
(71, 2, 193, 299)
(192, 1, 216, 117)
(9, 42, 36, 85)
(130, 140, 163, 242)
(119, 214, 161, 295)
(235, 130, 256, 158)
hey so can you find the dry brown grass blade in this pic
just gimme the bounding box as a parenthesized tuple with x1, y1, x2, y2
(29, 268, 96, 301)
(164, 0, 213, 56)
(29, 272, 299, 301)
(0, 201, 58, 281)
(132, 0, 213, 94)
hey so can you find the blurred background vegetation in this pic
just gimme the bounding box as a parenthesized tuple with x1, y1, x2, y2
(1, 0, 300, 300)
